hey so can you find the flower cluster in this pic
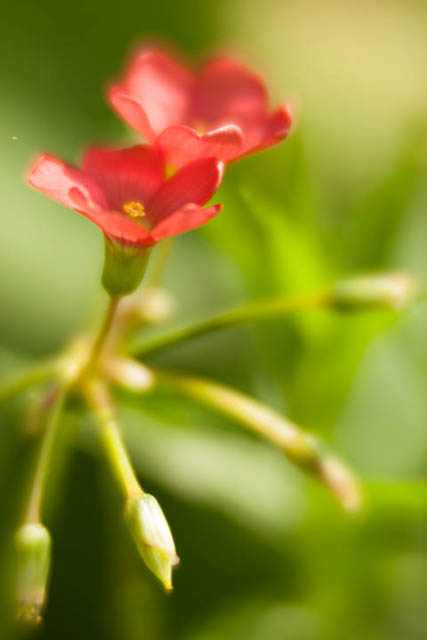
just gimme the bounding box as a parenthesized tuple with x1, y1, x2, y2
(28, 46, 292, 289)
(15, 43, 412, 628)
(18, 44, 294, 623)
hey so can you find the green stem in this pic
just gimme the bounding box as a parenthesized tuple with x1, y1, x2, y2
(130, 289, 329, 358)
(154, 368, 361, 513)
(0, 360, 56, 404)
(84, 296, 121, 374)
(84, 380, 142, 499)
(24, 386, 67, 524)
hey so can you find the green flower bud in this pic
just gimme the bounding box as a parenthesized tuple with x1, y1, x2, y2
(14, 523, 51, 625)
(125, 493, 179, 590)
(102, 236, 151, 297)
(331, 273, 417, 311)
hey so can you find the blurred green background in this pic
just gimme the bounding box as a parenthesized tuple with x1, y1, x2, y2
(1, 0, 427, 638)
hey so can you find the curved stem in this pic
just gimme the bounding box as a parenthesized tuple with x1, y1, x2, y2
(153, 368, 361, 513)
(84, 380, 142, 499)
(85, 296, 121, 374)
(130, 289, 330, 358)
(0, 360, 56, 404)
(24, 386, 67, 524)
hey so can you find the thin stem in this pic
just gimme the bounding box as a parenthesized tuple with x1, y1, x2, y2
(84, 380, 142, 499)
(85, 296, 121, 374)
(0, 360, 56, 404)
(154, 368, 361, 513)
(24, 386, 67, 524)
(130, 289, 330, 358)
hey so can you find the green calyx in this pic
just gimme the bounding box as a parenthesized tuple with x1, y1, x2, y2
(102, 236, 151, 297)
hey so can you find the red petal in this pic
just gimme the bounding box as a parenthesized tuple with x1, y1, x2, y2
(82, 145, 165, 211)
(109, 47, 193, 138)
(85, 210, 155, 245)
(192, 57, 267, 125)
(28, 153, 108, 213)
(248, 103, 293, 154)
(157, 124, 244, 168)
(28, 154, 155, 245)
(148, 158, 224, 223)
(108, 88, 157, 141)
(152, 204, 221, 241)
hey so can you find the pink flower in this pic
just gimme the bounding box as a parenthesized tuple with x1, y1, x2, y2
(28, 146, 223, 246)
(108, 48, 292, 168)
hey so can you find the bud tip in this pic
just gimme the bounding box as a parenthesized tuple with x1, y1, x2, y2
(125, 493, 178, 590)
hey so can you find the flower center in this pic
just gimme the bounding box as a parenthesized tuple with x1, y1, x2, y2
(123, 201, 146, 219)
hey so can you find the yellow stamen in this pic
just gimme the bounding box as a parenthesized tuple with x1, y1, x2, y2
(123, 201, 146, 219)
(165, 165, 177, 180)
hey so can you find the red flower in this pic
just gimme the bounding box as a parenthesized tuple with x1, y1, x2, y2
(108, 48, 292, 168)
(28, 146, 223, 246)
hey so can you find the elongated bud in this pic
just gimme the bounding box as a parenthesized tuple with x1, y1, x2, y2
(331, 273, 417, 311)
(125, 493, 179, 590)
(318, 456, 363, 513)
(105, 357, 155, 393)
(102, 236, 151, 296)
(14, 523, 51, 625)
(123, 287, 175, 326)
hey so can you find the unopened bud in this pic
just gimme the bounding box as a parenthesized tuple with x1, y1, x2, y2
(14, 523, 51, 625)
(105, 357, 155, 393)
(319, 457, 363, 513)
(120, 287, 175, 327)
(331, 273, 417, 311)
(125, 493, 179, 590)
(134, 287, 175, 325)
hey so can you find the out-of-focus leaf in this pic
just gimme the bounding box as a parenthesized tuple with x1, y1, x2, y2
(184, 599, 319, 640)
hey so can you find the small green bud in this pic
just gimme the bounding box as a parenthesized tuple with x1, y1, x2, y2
(331, 273, 417, 311)
(14, 523, 51, 625)
(102, 236, 151, 297)
(125, 493, 179, 590)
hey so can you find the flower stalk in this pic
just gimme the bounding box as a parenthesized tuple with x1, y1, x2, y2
(83, 295, 122, 377)
(131, 289, 329, 358)
(131, 272, 417, 359)
(14, 385, 67, 624)
(84, 379, 141, 499)
(84, 379, 177, 589)
(154, 370, 362, 513)
(23, 386, 67, 525)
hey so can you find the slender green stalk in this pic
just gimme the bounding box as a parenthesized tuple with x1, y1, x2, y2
(84, 379, 178, 590)
(84, 380, 141, 499)
(0, 360, 56, 404)
(84, 296, 121, 375)
(154, 369, 361, 513)
(24, 387, 67, 524)
(130, 289, 329, 358)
